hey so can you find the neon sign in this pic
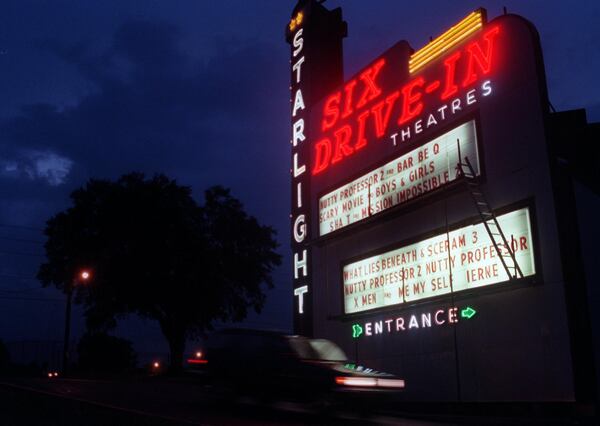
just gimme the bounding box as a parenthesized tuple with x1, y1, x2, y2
(352, 324, 363, 338)
(289, 17, 312, 320)
(351, 305, 477, 338)
(289, 11, 304, 32)
(409, 10, 485, 74)
(312, 25, 500, 176)
(319, 120, 480, 236)
(343, 208, 535, 314)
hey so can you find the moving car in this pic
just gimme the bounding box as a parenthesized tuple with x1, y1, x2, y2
(204, 328, 404, 409)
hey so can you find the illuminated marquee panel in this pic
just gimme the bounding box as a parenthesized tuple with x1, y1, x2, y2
(343, 207, 535, 314)
(319, 120, 479, 236)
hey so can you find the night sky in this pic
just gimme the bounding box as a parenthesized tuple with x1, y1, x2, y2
(1, 1, 599, 358)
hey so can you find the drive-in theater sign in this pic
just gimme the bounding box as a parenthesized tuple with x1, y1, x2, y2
(286, 1, 597, 404)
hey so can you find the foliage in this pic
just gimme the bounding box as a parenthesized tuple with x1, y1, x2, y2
(77, 332, 137, 373)
(37, 173, 281, 370)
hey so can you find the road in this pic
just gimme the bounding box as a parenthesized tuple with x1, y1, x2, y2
(0, 377, 451, 426)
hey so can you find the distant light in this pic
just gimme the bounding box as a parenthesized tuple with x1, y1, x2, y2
(54, 372, 59, 377)
(195, 351, 202, 358)
(80, 270, 91, 280)
(153, 361, 160, 369)
(48, 373, 53, 378)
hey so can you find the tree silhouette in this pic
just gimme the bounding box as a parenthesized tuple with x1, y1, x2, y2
(37, 173, 281, 371)
(77, 332, 137, 373)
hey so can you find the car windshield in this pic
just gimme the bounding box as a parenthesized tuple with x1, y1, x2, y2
(309, 338, 348, 361)
(288, 337, 348, 361)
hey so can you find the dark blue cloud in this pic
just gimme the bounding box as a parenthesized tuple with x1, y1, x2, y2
(1, 18, 289, 218)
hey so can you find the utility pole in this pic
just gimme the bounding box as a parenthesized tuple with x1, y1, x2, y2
(62, 270, 91, 376)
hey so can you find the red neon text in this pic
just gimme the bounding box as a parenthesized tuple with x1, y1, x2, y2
(321, 58, 386, 132)
(312, 26, 500, 176)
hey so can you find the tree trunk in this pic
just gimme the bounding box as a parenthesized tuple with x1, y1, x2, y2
(167, 332, 185, 374)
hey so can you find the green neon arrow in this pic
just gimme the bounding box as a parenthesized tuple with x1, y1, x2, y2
(461, 306, 477, 319)
(352, 324, 363, 338)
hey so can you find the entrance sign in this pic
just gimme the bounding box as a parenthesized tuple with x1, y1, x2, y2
(351, 305, 478, 339)
(319, 120, 480, 236)
(343, 207, 535, 314)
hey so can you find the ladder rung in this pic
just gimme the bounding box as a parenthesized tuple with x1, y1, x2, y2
(459, 154, 523, 282)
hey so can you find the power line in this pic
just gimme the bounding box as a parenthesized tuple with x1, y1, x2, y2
(0, 287, 45, 294)
(0, 250, 45, 258)
(0, 273, 38, 280)
(0, 295, 63, 302)
(0, 223, 44, 232)
(0, 236, 45, 244)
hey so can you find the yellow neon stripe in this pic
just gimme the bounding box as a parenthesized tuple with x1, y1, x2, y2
(409, 23, 482, 72)
(410, 22, 481, 67)
(409, 14, 481, 72)
(410, 22, 481, 66)
(410, 17, 480, 66)
(409, 10, 483, 74)
(410, 13, 480, 62)
(410, 12, 480, 61)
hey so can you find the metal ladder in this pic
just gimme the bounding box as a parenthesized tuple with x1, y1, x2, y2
(455, 140, 523, 280)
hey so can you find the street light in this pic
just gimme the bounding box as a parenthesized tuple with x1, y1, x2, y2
(62, 269, 91, 376)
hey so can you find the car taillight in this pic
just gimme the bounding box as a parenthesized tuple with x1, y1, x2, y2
(335, 376, 405, 389)
(187, 359, 208, 364)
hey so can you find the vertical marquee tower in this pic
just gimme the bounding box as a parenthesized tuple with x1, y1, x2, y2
(286, 0, 346, 337)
